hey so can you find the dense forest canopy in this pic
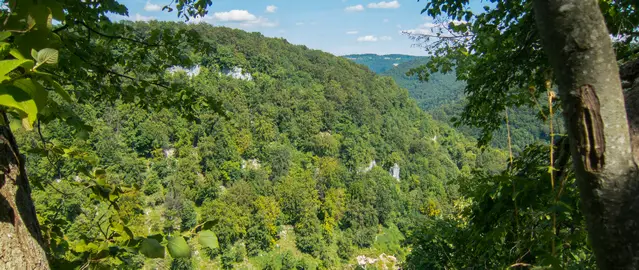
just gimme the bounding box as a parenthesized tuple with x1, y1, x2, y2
(1, 0, 638, 269)
(345, 54, 559, 151)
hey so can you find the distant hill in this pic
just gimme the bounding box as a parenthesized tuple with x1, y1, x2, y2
(381, 57, 465, 111)
(344, 54, 553, 151)
(342, 54, 419, 73)
(342, 55, 463, 111)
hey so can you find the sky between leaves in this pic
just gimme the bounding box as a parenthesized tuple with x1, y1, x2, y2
(115, 0, 487, 56)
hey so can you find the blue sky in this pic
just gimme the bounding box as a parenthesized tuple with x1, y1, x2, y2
(116, 0, 482, 56)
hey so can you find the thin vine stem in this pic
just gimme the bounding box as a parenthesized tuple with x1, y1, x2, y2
(547, 81, 557, 257)
(506, 108, 520, 234)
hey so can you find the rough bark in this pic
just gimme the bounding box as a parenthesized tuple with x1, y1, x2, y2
(625, 84, 639, 163)
(533, 0, 639, 269)
(0, 113, 49, 269)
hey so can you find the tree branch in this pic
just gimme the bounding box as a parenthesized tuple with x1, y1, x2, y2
(75, 21, 160, 47)
(66, 45, 169, 89)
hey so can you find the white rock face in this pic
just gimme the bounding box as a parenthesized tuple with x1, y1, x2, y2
(168, 65, 201, 77)
(356, 253, 400, 269)
(390, 163, 400, 181)
(163, 148, 175, 158)
(221, 66, 253, 81)
(241, 159, 261, 170)
(357, 255, 378, 266)
(361, 160, 377, 173)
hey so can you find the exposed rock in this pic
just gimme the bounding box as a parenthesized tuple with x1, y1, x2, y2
(360, 160, 377, 173)
(163, 148, 175, 158)
(356, 253, 400, 270)
(241, 159, 261, 170)
(221, 66, 253, 81)
(357, 255, 378, 266)
(167, 65, 201, 77)
(390, 163, 400, 181)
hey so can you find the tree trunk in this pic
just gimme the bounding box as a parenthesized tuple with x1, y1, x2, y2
(533, 0, 639, 269)
(0, 113, 49, 269)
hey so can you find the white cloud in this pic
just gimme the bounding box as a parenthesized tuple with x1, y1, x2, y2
(266, 5, 277, 13)
(188, 10, 277, 28)
(296, 22, 305, 26)
(345, 5, 364, 12)
(383, 18, 389, 23)
(134, 13, 156, 21)
(346, 30, 359, 35)
(238, 17, 278, 28)
(401, 20, 468, 37)
(367, 1, 400, 9)
(144, 1, 162, 11)
(356, 35, 393, 42)
(357, 35, 378, 42)
(213, 10, 257, 22)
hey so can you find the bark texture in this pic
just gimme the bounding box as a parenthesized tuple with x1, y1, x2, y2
(0, 113, 49, 269)
(533, 0, 639, 269)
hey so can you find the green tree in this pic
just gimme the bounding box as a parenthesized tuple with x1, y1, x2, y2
(410, 0, 639, 268)
(533, 0, 639, 267)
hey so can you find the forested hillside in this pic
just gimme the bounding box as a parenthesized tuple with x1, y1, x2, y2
(346, 55, 556, 152)
(11, 22, 506, 269)
(3, 0, 637, 269)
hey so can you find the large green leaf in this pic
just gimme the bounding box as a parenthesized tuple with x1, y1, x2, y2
(139, 238, 165, 259)
(28, 4, 52, 30)
(13, 78, 47, 111)
(0, 85, 34, 118)
(43, 0, 65, 21)
(197, 230, 219, 250)
(0, 59, 32, 77)
(14, 29, 60, 57)
(0, 32, 10, 42)
(167, 236, 191, 258)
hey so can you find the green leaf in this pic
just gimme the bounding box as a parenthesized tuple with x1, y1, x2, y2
(123, 226, 134, 240)
(0, 43, 11, 59)
(13, 78, 47, 111)
(35, 72, 72, 102)
(94, 168, 107, 184)
(0, 85, 37, 124)
(167, 236, 191, 258)
(50, 80, 72, 102)
(197, 230, 219, 250)
(9, 48, 26, 60)
(139, 238, 165, 259)
(94, 168, 106, 177)
(44, 0, 65, 21)
(31, 49, 38, 60)
(0, 59, 31, 77)
(36, 48, 58, 65)
(28, 4, 52, 30)
(0, 32, 10, 41)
